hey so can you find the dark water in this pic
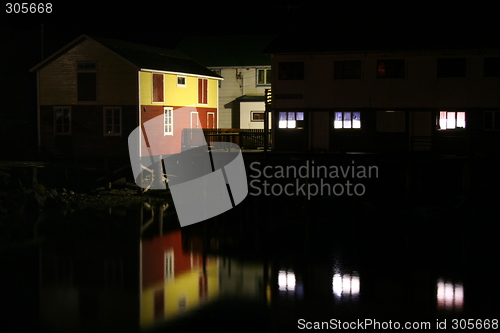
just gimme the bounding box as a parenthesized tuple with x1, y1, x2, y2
(1, 157, 499, 332)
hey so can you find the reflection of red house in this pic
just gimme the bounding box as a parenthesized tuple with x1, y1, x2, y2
(140, 230, 218, 327)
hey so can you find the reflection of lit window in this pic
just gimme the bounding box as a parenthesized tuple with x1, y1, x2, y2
(165, 250, 174, 281)
(334, 112, 361, 129)
(438, 111, 466, 130)
(278, 270, 295, 291)
(279, 112, 304, 129)
(437, 279, 463, 311)
(332, 272, 360, 298)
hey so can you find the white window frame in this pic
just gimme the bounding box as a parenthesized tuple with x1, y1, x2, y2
(334, 111, 361, 129)
(54, 106, 71, 135)
(279, 111, 304, 129)
(103, 107, 122, 136)
(256, 68, 272, 86)
(164, 107, 173, 136)
(438, 111, 466, 130)
(177, 75, 186, 88)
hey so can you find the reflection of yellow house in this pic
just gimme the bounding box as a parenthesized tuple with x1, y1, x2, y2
(140, 230, 219, 328)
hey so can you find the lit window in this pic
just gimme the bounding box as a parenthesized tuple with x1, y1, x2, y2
(438, 111, 465, 130)
(278, 270, 295, 291)
(164, 107, 173, 135)
(104, 107, 121, 136)
(279, 112, 304, 128)
(54, 107, 71, 134)
(484, 111, 500, 130)
(334, 112, 361, 129)
(177, 76, 186, 87)
(257, 68, 272, 85)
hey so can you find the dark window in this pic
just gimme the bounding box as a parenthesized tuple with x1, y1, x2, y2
(437, 58, 467, 78)
(77, 62, 97, 102)
(334, 60, 361, 79)
(278, 62, 304, 80)
(54, 107, 71, 134)
(484, 111, 500, 130)
(484, 57, 500, 77)
(153, 74, 164, 102)
(77, 73, 96, 101)
(377, 59, 405, 78)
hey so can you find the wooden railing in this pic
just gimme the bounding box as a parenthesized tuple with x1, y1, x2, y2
(182, 128, 271, 150)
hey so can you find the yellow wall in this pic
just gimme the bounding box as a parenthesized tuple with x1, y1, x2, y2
(140, 71, 218, 108)
(140, 261, 218, 328)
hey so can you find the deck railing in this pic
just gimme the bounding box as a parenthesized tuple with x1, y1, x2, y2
(182, 128, 271, 150)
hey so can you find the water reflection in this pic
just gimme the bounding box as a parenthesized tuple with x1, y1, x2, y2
(437, 279, 464, 312)
(332, 272, 360, 299)
(32, 197, 485, 332)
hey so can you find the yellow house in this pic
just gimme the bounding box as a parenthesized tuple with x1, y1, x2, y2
(30, 34, 222, 159)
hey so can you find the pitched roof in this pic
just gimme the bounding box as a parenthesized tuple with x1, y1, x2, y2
(30, 34, 222, 78)
(176, 34, 278, 67)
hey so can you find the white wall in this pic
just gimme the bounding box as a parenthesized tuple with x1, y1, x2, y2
(239, 101, 271, 129)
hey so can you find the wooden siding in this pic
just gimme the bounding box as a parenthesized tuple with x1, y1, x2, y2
(140, 105, 217, 155)
(39, 105, 137, 157)
(140, 71, 218, 108)
(39, 38, 137, 106)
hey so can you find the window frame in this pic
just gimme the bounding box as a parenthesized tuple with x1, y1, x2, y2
(177, 75, 187, 88)
(54, 106, 71, 135)
(484, 111, 500, 131)
(278, 111, 304, 129)
(437, 111, 466, 130)
(103, 107, 122, 136)
(334, 111, 361, 129)
(256, 68, 272, 86)
(334, 60, 361, 79)
(164, 107, 173, 136)
(484, 57, 500, 77)
(251, 111, 265, 122)
(376, 59, 405, 79)
(278, 62, 305, 80)
(437, 58, 467, 78)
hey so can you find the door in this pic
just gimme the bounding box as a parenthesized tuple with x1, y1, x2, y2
(310, 111, 329, 151)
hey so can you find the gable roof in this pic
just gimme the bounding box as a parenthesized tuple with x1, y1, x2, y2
(30, 34, 222, 79)
(176, 34, 278, 67)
